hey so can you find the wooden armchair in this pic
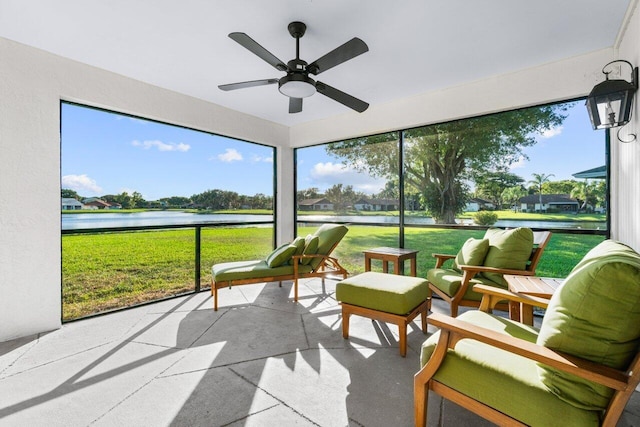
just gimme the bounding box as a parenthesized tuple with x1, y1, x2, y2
(428, 228, 551, 317)
(415, 239, 640, 427)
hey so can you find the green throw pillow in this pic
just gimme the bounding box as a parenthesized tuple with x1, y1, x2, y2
(301, 235, 319, 265)
(453, 238, 489, 271)
(482, 227, 534, 285)
(266, 243, 297, 267)
(288, 236, 306, 265)
(536, 240, 640, 411)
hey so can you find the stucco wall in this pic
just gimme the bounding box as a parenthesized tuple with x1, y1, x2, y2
(1, 3, 639, 341)
(0, 37, 288, 342)
(610, 2, 640, 252)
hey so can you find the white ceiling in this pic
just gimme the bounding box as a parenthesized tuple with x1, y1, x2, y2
(0, 0, 632, 127)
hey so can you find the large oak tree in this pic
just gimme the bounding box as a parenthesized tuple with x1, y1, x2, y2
(326, 105, 569, 223)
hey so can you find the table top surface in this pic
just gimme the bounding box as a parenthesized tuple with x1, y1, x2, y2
(504, 274, 564, 298)
(363, 247, 419, 256)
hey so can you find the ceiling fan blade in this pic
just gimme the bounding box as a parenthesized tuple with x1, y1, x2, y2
(308, 38, 368, 75)
(289, 97, 303, 114)
(229, 32, 288, 71)
(218, 78, 279, 91)
(316, 82, 368, 113)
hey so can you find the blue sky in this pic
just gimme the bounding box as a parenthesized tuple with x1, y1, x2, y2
(296, 101, 606, 194)
(62, 101, 605, 200)
(61, 103, 275, 201)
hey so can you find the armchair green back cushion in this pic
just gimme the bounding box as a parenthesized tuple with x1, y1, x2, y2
(421, 240, 640, 426)
(453, 238, 489, 271)
(427, 227, 533, 301)
(482, 227, 534, 285)
(536, 240, 640, 410)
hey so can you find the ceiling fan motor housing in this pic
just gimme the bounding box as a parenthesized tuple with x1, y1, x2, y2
(278, 73, 316, 98)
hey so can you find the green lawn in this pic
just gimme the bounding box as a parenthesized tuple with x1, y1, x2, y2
(62, 225, 605, 320)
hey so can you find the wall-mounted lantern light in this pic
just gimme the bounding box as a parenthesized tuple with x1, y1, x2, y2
(586, 60, 638, 142)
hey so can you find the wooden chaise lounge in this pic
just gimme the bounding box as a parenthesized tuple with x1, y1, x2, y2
(211, 224, 348, 310)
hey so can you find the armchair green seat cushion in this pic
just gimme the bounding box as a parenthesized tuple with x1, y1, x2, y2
(427, 227, 544, 317)
(416, 239, 640, 427)
(420, 311, 601, 426)
(536, 240, 640, 410)
(427, 268, 502, 302)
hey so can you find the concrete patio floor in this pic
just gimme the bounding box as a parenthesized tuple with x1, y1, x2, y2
(1, 278, 639, 426)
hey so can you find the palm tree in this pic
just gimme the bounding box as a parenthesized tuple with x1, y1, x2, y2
(528, 173, 555, 213)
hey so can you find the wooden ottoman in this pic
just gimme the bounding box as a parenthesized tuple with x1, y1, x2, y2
(336, 272, 430, 357)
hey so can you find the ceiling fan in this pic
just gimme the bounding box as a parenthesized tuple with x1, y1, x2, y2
(219, 21, 369, 114)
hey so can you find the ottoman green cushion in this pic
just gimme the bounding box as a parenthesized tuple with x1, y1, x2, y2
(336, 272, 429, 315)
(421, 311, 600, 426)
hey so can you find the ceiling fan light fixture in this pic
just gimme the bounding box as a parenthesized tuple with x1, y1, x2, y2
(278, 74, 316, 98)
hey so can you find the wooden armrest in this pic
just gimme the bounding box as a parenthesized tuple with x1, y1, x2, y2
(427, 312, 628, 390)
(473, 285, 550, 310)
(432, 253, 456, 260)
(431, 253, 456, 268)
(458, 264, 536, 276)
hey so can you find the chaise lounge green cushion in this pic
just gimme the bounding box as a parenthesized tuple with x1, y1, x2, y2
(336, 272, 429, 315)
(266, 243, 298, 267)
(420, 311, 601, 426)
(309, 224, 349, 269)
(536, 240, 640, 410)
(300, 234, 319, 265)
(287, 236, 307, 265)
(212, 260, 313, 283)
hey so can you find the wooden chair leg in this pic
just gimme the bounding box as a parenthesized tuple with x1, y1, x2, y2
(342, 306, 351, 339)
(211, 280, 218, 311)
(399, 322, 407, 357)
(421, 307, 428, 333)
(414, 378, 428, 427)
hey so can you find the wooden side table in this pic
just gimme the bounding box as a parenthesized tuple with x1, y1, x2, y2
(503, 275, 563, 325)
(363, 247, 419, 276)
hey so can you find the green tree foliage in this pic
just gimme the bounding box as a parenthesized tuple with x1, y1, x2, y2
(501, 186, 528, 211)
(473, 211, 499, 226)
(325, 105, 568, 223)
(528, 173, 555, 212)
(297, 187, 321, 200)
(61, 188, 80, 200)
(543, 179, 578, 195)
(472, 171, 524, 208)
(324, 184, 357, 212)
(570, 180, 604, 212)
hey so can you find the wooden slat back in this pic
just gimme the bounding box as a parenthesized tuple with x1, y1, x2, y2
(527, 231, 552, 273)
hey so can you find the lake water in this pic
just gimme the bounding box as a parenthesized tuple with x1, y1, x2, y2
(61, 211, 606, 231)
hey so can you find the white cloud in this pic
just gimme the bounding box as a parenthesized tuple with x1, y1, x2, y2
(217, 148, 243, 162)
(539, 126, 563, 139)
(309, 162, 386, 194)
(132, 139, 190, 152)
(251, 154, 273, 163)
(62, 174, 102, 194)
